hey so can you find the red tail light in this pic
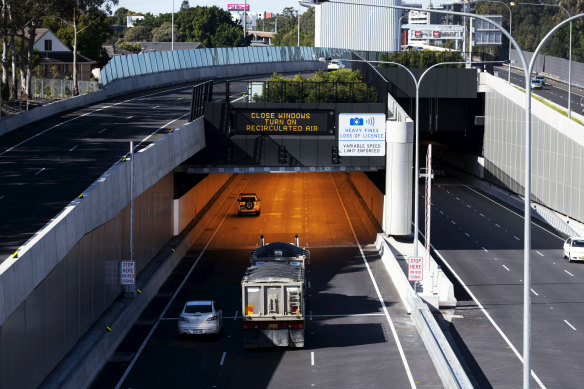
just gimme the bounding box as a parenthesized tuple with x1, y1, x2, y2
(290, 322, 304, 329)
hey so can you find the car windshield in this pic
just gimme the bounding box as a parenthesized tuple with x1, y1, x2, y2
(241, 196, 256, 202)
(573, 240, 584, 247)
(185, 303, 212, 314)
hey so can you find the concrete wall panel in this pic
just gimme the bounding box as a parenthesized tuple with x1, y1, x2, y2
(481, 72, 584, 222)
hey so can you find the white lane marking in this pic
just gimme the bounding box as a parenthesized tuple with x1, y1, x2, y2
(177, 97, 184, 100)
(115, 204, 230, 389)
(482, 247, 488, 252)
(220, 352, 226, 366)
(308, 280, 311, 289)
(467, 204, 471, 208)
(418, 227, 547, 388)
(34, 168, 45, 175)
(126, 116, 134, 119)
(98, 128, 107, 134)
(536, 251, 544, 257)
(68, 145, 78, 151)
(309, 311, 313, 321)
(333, 175, 416, 389)
(135, 113, 189, 147)
(451, 220, 456, 225)
(564, 320, 577, 331)
(495, 224, 501, 228)
(480, 213, 485, 217)
(502, 265, 510, 271)
(531, 289, 539, 296)
(311, 352, 315, 366)
(233, 311, 238, 320)
(0, 195, 4, 201)
(440, 210, 444, 214)
(1, 84, 191, 157)
(514, 236, 520, 241)
(456, 197, 460, 200)
(564, 270, 575, 277)
(465, 233, 470, 237)
(464, 185, 565, 241)
(152, 105, 160, 109)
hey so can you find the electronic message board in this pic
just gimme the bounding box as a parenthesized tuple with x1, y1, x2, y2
(232, 109, 335, 135)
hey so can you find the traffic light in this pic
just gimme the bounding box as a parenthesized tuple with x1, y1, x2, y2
(279, 146, 288, 164)
(332, 147, 340, 164)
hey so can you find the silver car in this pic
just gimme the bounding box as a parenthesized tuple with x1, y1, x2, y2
(563, 237, 584, 262)
(178, 300, 223, 335)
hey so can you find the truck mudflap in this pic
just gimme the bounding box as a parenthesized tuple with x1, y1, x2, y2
(243, 328, 305, 348)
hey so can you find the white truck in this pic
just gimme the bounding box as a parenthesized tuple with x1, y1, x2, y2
(241, 236, 309, 348)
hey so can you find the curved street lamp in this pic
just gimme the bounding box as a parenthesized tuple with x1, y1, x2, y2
(511, 1, 573, 117)
(317, 1, 584, 387)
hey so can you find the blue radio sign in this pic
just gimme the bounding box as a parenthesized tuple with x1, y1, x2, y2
(338, 113, 386, 156)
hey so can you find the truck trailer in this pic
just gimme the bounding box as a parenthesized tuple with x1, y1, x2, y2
(241, 236, 309, 348)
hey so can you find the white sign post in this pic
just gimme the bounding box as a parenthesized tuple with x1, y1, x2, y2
(338, 113, 386, 156)
(120, 260, 136, 285)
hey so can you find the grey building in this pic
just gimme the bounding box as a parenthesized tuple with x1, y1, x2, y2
(314, 0, 402, 52)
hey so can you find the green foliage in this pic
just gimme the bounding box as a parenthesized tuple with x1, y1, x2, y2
(379, 50, 464, 68)
(255, 69, 377, 103)
(118, 42, 141, 52)
(271, 8, 314, 47)
(124, 25, 150, 41)
(151, 22, 182, 42)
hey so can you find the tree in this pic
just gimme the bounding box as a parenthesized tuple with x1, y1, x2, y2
(110, 6, 128, 25)
(180, 1, 189, 11)
(124, 24, 150, 41)
(54, 0, 119, 95)
(175, 6, 246, 47)
(151, 21, 181, 42)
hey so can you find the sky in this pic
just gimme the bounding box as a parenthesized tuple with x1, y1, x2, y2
(114, 0, 307, 15)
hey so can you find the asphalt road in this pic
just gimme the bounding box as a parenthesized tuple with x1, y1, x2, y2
(425, 177, 583, 388)
(0, 78, 257, 262)
(494, 66, 584, 114)
(90, 172, 442, 389)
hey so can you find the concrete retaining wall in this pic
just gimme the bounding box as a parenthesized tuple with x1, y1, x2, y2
(0, 117, 206, 389)
(173, 173, 232, 235)
(347, 171, 384, 227)
(479, 72, 584, 224)
(0, 61, 326, 137)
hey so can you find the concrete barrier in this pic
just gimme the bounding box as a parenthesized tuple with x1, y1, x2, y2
(375, 234, 473, 389)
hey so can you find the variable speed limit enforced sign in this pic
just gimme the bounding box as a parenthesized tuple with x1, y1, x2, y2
(338, 113, 386, 156)
(408, 257, 423, 281)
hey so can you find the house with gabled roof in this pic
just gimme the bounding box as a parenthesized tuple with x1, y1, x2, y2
(30, 28, 95, 81)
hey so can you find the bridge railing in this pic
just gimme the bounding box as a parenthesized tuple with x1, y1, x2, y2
(100, 46, 352, 87)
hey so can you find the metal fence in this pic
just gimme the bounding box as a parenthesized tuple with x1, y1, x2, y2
(190, 80, 214, 121)
(30, 78, 100, 99)
(100, 46, 352, 86)
(246, 81, 379, 104)
(510, 48, 584, 89)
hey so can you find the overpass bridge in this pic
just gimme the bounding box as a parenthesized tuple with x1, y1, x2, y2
(0, 46, 583, 389)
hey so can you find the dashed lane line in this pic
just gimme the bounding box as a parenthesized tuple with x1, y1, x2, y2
(564, 270, 575, 277)
(564, 320, 577, 331)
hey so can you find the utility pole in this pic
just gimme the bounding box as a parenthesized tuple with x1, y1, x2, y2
(244, 0, 247, 39)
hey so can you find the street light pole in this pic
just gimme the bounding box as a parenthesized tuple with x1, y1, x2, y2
(512, 2, 572, 117)
(171, 0, 174, 51)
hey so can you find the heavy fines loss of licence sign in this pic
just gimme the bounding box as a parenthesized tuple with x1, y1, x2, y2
(408, 257, 423, 281)
(338, 113, 386, 156)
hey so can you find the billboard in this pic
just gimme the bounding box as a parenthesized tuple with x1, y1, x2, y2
(474, 15, 503, 46)
(228, 3, 250, 11)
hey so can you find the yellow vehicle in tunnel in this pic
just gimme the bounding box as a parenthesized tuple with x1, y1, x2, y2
(237, 193, 261, 216)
